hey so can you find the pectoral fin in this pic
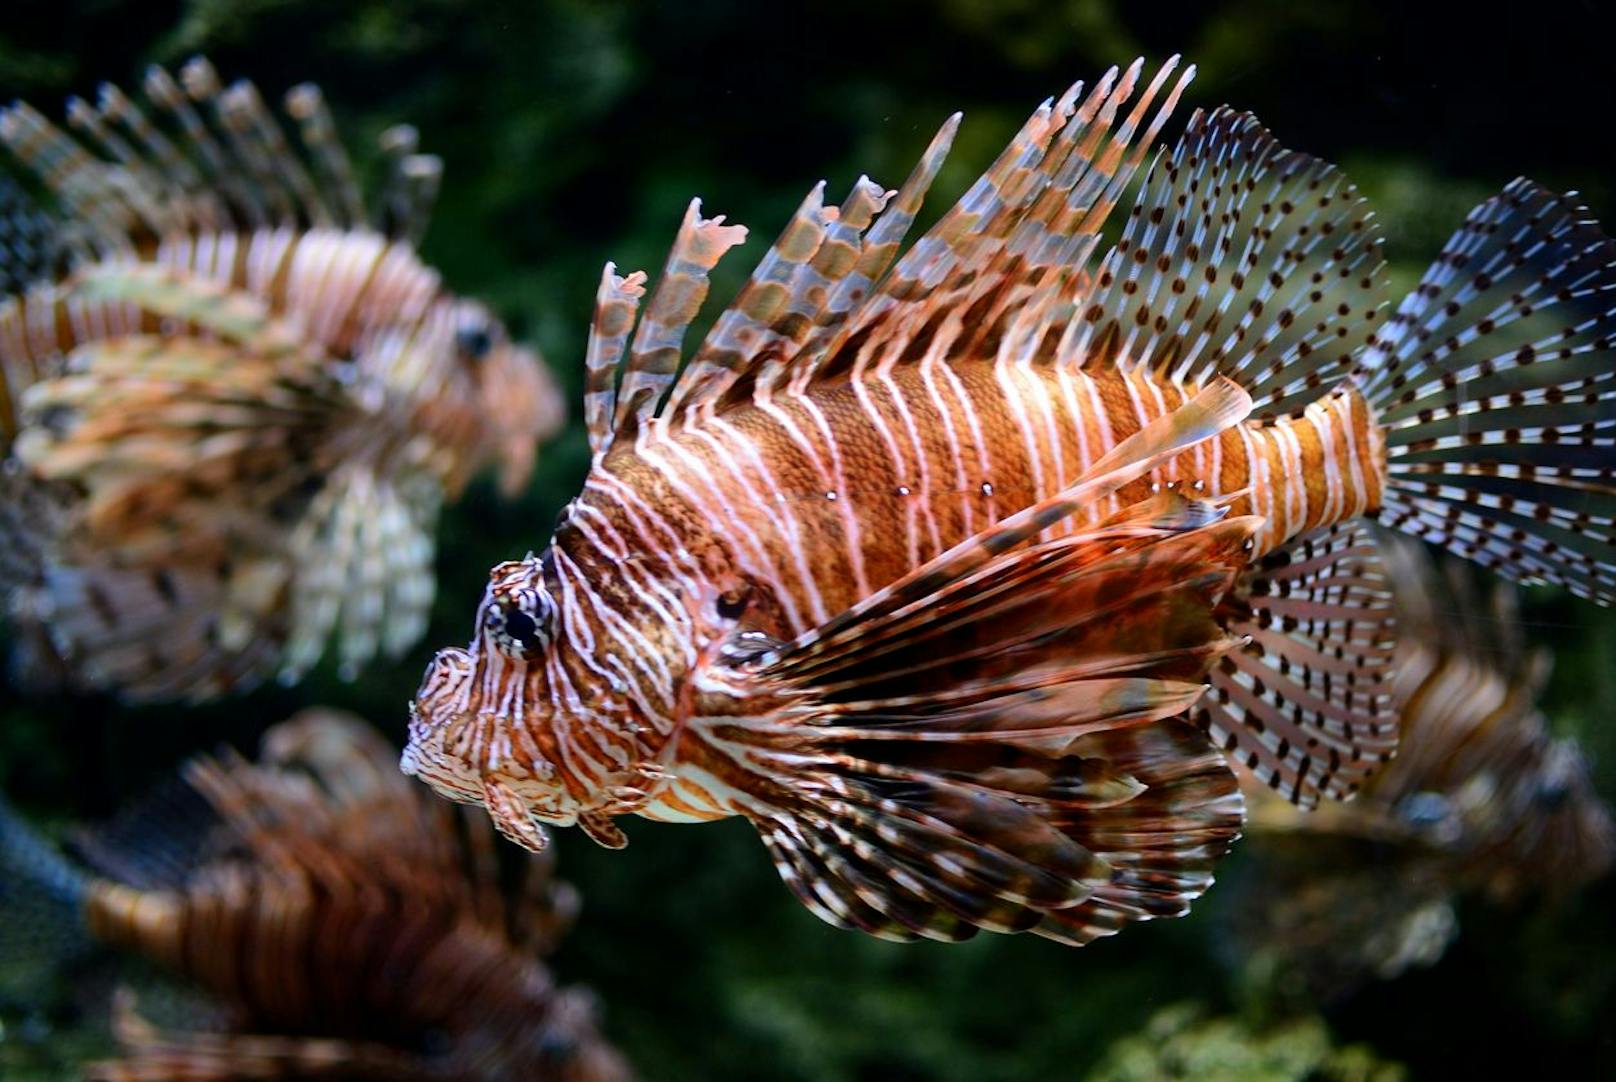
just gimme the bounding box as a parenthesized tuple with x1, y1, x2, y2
(696, 387, 1257, 944)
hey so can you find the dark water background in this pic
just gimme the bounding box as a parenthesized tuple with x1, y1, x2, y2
(2, 0, 1614, 1077)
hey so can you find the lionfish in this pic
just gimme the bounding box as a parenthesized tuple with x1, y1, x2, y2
(406, 55, 1616, 945)
(0, 58, 564, 701)
(0, 709, 631, 1081)
(1232, 540, 1614, 996)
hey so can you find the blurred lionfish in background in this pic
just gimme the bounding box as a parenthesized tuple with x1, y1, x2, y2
(1231, 539, 1614, 997)
(406, 54, 1616, 945)
(0, 709, 630, 1081)
(0, 58, 564, 702)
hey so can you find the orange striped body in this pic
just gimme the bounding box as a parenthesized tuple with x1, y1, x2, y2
(592, 364, 1384, 635)
(408, 52, 1616, 945)
(438, 365, 1379, 826)
(84, 876, 552, 1046)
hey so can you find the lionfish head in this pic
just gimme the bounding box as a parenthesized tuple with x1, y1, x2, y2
(451, 302, 566, 498)
(404, 536, 710, 851)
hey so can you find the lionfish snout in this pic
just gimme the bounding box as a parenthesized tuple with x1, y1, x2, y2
(402, 644, 482, 801)
(403, 640, 575, 835)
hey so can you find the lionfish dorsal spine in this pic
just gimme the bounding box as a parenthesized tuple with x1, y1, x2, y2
(373, 124, 443, 245)
(2, 56, 439, 258)
(283, 81, 366, 227)
(577, 56, 1197, 463)
(609, 198, 746, 440)
(583, 262, 645, 457)
(660, 179, 832, 420)
(1059, 107, 1387, 418)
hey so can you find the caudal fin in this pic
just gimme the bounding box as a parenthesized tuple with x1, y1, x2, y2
(1355, 179, 1616, 604)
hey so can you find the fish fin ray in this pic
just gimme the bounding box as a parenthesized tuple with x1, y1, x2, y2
(1033, 720, 1246, 945)
(828, 57, 1195, 381)
(705, 449, 1252, 942)
(1194, 521, 1398, 807)
(281, 465, 440, 682)
(1059, 107, 1388, 419)
(1355, 178, 1616, 605)
(67, 771, 220, 890)
(20, 560, 286, 702)
(2, 58, 414, 255)
(584, 58, 1193, 450)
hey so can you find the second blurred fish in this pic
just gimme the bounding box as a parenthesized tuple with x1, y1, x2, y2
(0, 58, 564, 701)
(1233, 539, 1615, 998)
(0, 708, 630, 1081)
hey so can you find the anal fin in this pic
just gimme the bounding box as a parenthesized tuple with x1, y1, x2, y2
(1193, 521, 1398, 806)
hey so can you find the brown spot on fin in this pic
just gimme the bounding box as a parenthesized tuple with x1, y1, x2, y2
(1065, 107, 1387, 419)
(1357, 178, 1616, 606)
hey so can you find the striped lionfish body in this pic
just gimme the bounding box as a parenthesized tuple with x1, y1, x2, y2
(407, 57, 1616, 945)
(0, 59, 563, 701)
(0, 709, 630, 1082)
(1235, 540, 1614, 995)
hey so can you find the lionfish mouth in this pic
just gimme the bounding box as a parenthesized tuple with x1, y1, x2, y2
(402, 644, 580, 830)
(401, 645, 489, 802)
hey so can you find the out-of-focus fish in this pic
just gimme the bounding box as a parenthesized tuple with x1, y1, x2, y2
(0, 59, 564, 701)
(405, 56, 1616, 945)
(1234, 539, 1614, 995)
(0, 708, 631, 1081)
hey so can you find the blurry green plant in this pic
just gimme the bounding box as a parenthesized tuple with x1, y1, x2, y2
(1088, 1003, 1405, 1082)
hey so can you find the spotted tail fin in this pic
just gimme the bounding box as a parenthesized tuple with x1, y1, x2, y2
(1356, 179, 1616, 605)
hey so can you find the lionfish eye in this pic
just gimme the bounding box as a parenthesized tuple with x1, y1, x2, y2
(715, 587, 750, 621)
(535, 1032, 578, 1066)
(456, 322, 494, 361)
(504, 606, 540, 646)
(486, 595, 552, 659)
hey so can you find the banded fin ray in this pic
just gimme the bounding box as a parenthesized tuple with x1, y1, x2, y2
(280, 463, 441, 683)
(21, 560, 288, 703)
(1193, 521, 1398, 807)
(1055, 107, 1388, 419)
(580, 55, 1194, 456)
(1355, 178, 1616, 605)
(712, 498, 1253, 943)
(0, 56, 440, 258)
(7, 326, 350, 699)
